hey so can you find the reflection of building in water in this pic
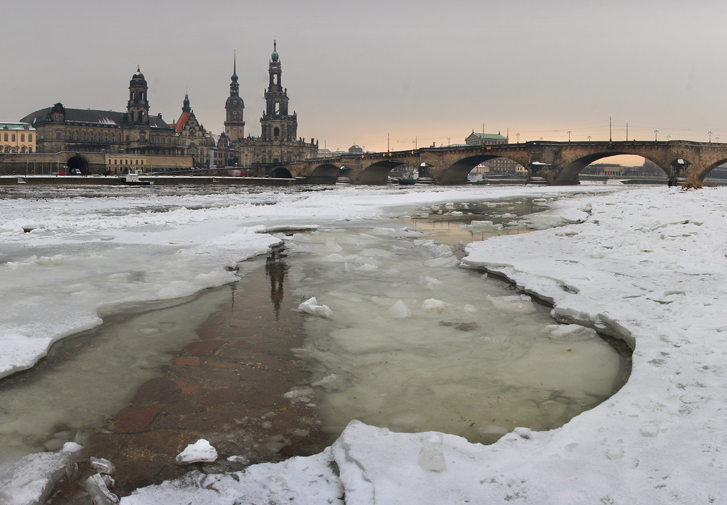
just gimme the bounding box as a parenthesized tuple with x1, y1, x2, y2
(266, 247, 288, 321)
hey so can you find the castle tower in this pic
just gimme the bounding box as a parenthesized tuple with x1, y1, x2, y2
(224, 50, 245, 142)
(127, 65, 150, 125)
(260, 40, 297, 142)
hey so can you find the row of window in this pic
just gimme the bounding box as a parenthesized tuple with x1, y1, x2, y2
(2, 133, 33, 142)
(53, 130, 177, 145)
(1, 146, 33, 153)
(107, 159, 144, 166)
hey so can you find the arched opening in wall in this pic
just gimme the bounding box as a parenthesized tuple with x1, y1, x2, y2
(66, 156, 89, 175)
(439, 155, 525, 185)
(576, 155, 668, 184)
(274, 127, 280, 138)
(269, 166, 293, 179)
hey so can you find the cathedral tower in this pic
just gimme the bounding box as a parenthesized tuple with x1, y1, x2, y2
(224, 51, 245, 142)
(127, 66, 150, 125)
(260, 40, 297, 142)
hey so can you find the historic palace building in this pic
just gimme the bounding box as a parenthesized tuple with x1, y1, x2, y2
(220, 42, 317, 169)
(1, 123, 36, 153)
(18, 67, 190, 173)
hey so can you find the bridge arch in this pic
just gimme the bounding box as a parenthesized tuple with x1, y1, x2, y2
(358, 160, 408, 184)
(438, 155, 524, 185)
(310, 163, 341, 179)
(269, 166, 293, 179)
(699, 158, 727, 181)
(558, 152, 670, 184)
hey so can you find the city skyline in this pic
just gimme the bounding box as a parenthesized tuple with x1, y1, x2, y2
(3, 0, 727, 154)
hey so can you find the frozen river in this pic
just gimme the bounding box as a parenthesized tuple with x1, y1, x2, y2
(3, 183, 724, 505)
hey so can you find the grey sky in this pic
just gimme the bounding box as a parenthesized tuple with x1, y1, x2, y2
(3, 0, 727, 152)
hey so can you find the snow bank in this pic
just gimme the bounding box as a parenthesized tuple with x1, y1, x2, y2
(120, 186, 727, 504)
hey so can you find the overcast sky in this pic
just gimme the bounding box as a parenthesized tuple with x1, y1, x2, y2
(3, 0, 727, 153)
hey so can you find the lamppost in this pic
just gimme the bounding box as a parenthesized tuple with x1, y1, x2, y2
(516, 133, 520, 144)
(567, 131, 571, 142)
(667, 135, 671, 141)
(717, 137, 720, 143)
(709, 131, 713, 143)
(587, 136, 591, 143)
(447, 137, 450, 147)
(654, 130, 659, 142)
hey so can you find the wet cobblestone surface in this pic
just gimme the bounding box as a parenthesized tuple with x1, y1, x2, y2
(48, 249, 331, 501)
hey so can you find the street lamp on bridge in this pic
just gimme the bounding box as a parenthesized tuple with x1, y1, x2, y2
(709, 131, 713, 143)
(587, 136, 591, 143)
(654, 130, 659, 142)
(567, 131, 571, 142)
(516, 133, 520, 144)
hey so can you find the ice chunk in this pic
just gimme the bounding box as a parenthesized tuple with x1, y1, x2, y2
(422, 299, 448, 312)
(389, 299, 412, 318)
(541, 324, 597, 341)
(325, 239, 342, 252)
(487, 295, 537, 314)
(463, 304, 477, 313)
(90, 457, 115, 475)
(61, 441, 83, 453)
(298, 297, 333, 318)
(417, 433, 446, 472)
(355, 263, 379, 272)
(312, 374, 337, 387)
(175, 439, 218, 465)
(84, 474, 119, 505)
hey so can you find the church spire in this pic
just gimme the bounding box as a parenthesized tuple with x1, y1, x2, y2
(182, 92, 191, 113)
(232, 49, 238, 84)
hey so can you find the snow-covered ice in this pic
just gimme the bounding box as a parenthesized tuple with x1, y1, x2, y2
(2, 183, 727, 504)
(175, 440, 218, 465)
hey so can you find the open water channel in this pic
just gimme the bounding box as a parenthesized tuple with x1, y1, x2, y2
(0, 193, 631, 498)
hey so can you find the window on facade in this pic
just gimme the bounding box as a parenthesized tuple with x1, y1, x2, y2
(21, 146, 26, 153)
(21, 134, 25, 142)
(3, 134, 7, 141)
(56, 131, 61, 140)
(81, 132, 86, 141)
(274, 103, 280, 115)
(29, 134, 32, 142)
(11, 134, 15, 142)
(12, 147, 16, 153)
(274, 127, 280, 138)
(28, 147, 32, 153)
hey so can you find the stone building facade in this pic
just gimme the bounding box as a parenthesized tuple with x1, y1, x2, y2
(19, 67, 182, 172)
(173, 93, 213, 167)
(222, 42, 317, 169)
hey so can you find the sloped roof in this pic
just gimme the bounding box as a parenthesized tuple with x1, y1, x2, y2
(175, 112, 191, 134)
(469, 132, 507, 140)
(20, 107, 172, 130)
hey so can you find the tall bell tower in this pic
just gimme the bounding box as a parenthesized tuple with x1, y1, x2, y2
(127, 65, 150, 125)
(224, 50, 245, 142)
(260, 40, 297, 142)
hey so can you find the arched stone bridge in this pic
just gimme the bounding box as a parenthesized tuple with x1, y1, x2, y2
(270, 140, 727, 185)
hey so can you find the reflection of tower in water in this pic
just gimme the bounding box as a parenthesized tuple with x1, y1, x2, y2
(265, 246, 288, 321)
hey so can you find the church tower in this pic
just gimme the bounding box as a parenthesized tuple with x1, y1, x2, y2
(127, 66, 150, 125)
(260, 40, 297, 142)
(224, 51, 245, 142)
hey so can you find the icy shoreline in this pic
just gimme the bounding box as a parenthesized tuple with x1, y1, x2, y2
(122, 186, 727, 505)
(3, 184, 725, 504)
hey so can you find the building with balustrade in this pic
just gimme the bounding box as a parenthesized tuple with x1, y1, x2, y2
(19, 67, 181, 172)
